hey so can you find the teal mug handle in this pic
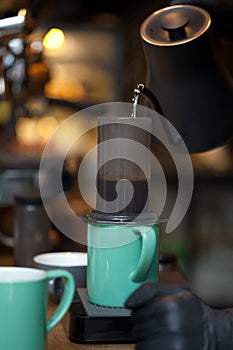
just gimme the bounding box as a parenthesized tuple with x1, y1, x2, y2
(46, 269, 75, 332)
(131, 226, 157, 283)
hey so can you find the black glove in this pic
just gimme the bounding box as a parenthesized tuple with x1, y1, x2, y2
(125, 282, 233, 350)
(169, 0, 233, 40)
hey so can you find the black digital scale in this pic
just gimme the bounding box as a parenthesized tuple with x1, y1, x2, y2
(69, 288, 134, 344)
(69, 254, 186, 344)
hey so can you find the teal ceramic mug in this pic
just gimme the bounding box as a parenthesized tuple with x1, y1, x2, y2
(0, 267, 75, 350)
(87, 223, 159, 307)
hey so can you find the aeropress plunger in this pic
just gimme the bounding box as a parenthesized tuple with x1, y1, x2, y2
(86, 84, 159, 224)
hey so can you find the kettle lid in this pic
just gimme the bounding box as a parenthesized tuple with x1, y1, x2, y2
(140, 5, 211, 46)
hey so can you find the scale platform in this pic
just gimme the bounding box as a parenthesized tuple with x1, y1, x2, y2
(69, 254, 187, 344)
(69, 288, 134, 344)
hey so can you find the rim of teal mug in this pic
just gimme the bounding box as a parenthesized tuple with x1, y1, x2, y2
(33, 251, 87, 267)
(0, 267, 47, 282)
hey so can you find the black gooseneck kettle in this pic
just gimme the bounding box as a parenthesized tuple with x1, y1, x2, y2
(140, 5, 233, 153)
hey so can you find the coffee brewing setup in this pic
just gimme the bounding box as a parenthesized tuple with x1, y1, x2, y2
(69, 3, 233, 344)
(69, 85, 161, 343)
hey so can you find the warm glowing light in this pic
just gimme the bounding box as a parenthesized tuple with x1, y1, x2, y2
(15, 117, 40, 145)
(18, 8, 27, 17)
(37, 116, 59, 142)
(15, 116, 59, 146)
(43, 28, 65, 50)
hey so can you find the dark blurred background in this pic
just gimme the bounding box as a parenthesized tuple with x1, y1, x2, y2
(0, 0, 233, 308)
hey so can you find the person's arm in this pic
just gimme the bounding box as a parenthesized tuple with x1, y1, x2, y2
(125, 282, 233, 350)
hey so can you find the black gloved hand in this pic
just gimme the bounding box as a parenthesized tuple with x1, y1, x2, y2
(125, 282, 233, 350)
(169, 0, 233, 40)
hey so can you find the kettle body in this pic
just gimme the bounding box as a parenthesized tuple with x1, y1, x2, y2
(140, 5, 233, 152)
